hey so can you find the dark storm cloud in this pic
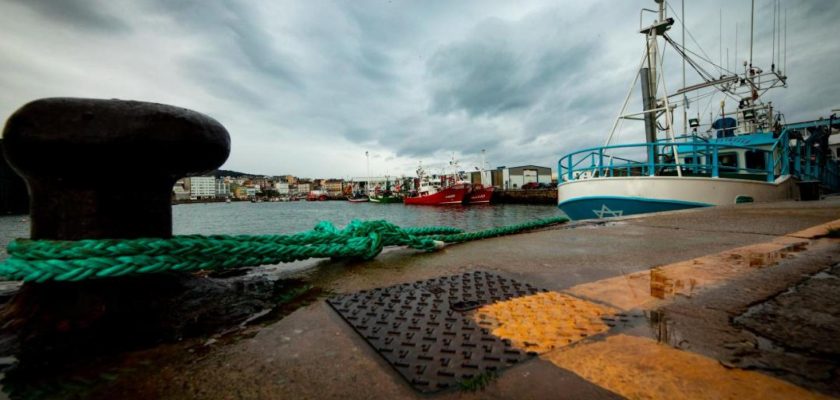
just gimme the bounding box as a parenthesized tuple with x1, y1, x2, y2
(2, 0, 839, 177)
(11, 0, 130, 33)
(181, 56, 266, 107)
(427, 18, 596, 118)
(375, 113, 503, 159)
(145, 1, 301, 96)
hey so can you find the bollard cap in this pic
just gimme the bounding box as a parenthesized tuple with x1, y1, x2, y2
(2, 98, 231, 240)
(3, 98, 230, 179)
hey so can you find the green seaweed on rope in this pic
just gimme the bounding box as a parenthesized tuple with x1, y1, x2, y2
(0, 217, 568, 283)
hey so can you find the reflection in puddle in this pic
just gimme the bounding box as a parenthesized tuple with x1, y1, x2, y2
(645, 309, 690, 349)
(649, 267, 698, 299)
(566, 238, 810, 311)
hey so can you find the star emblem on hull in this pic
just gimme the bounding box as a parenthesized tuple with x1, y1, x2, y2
(593, 204, 623, 218)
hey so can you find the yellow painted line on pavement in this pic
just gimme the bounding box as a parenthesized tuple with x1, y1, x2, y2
(787, 218, 840, 239)
(474, 291, 617, 354)
(543, 334, 832, 400)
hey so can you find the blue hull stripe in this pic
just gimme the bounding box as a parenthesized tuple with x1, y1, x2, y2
(557, 196, 711, 220)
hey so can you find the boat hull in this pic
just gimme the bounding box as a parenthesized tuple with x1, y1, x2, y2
(467, 185, 495, 204)
(404, 187, 467, 205)
(369, 195, 402, 204)
(558, 176, 796, 220)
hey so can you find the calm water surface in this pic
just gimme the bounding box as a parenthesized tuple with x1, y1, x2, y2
(0, 202, 563, 260)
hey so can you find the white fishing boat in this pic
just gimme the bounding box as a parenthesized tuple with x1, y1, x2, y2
(557, 0, 839, 220)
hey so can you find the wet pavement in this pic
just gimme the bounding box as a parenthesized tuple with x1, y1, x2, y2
(2, 198, 840, 399)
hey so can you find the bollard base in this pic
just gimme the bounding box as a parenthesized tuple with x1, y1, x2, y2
(0, 271, 318, 395)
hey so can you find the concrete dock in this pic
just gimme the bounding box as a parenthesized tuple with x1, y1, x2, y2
(9, 198, 840, 399)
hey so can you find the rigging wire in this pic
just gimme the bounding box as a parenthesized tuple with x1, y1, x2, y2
(665, 2, 732, 75)
(665, 34, 734, 77)
(664, 35, 716, 81)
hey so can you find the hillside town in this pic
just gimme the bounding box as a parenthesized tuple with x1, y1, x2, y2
(172, 174, 348, 202)
(172, 164, 557, 203)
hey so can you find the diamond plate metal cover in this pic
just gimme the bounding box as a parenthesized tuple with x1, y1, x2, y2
(327, 271, 546, 393)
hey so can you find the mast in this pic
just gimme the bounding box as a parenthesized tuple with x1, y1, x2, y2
(682, 0, 687, 136)
(365, 150, 370, 195)
(639, 0, 672, 162)
(749, 0, 754, 68)
(481, 149, 488, 185)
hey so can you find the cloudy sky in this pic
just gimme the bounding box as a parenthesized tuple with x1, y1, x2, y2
(1, 0, 838, 178)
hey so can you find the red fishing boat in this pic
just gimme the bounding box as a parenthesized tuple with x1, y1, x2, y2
(466, 150, 495, 204)
(403, 162, 468, 206)
(466, 183, 494, 204)
(307, 190, 329, 201)
(404, 184, 468, 205)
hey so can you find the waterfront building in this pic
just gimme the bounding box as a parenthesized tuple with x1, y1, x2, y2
(348, 176, 397, 194)
(324, 179, 344, 196)
(470, 170, 503, 187)
(233, 186, 249, 200)
(188, 176, 216, 199)
(172, 179, 191, 201)
(275, 182, 290, 195)
(497, 165, 553, 189)
(251, 177, 274, 191)
(296, 183, 311, 194)
(215, 179, 230, 198)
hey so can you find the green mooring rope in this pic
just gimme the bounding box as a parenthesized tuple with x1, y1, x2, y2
(0, 217, 568, 283)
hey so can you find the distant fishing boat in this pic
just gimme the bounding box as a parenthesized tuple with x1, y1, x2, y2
(466, 183, 494, 204)
(557, 0, 839, 220)
(369, 194, 402, 204)
(307, 190, 329, 201)
(404, 159, 468, 206)
(369, 176, 403, 204)
(347, 193, 369, 203)
(466, 150, 495, 204)
(404, 183, 467, 206)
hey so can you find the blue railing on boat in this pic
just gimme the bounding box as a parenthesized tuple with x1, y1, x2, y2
(558, 133, 788, 183)
(558, 122, 839, 193)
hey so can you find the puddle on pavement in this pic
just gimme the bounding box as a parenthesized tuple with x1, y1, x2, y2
(566, 238, 810, 311)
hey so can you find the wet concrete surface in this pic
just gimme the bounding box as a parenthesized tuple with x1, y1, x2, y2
(650, 240, 840, 396)
(624, 199, 840, 237)
(1, 197, 839, 399)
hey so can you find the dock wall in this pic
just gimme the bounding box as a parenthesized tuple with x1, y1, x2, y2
(493, 189, 557, 205)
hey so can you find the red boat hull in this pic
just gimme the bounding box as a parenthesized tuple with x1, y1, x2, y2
(404, 186, 467, 205)
(467, 184, 495, 204)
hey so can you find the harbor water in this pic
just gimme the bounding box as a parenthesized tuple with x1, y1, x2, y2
(0, 202, 565, 261)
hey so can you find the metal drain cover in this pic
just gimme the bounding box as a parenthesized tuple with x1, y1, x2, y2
(327, 271, 546, 393)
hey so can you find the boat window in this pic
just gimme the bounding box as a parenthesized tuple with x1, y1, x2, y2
(745, 150, 766, 170)
(683, 156, 695, 165)
(718, 152, 738, 169)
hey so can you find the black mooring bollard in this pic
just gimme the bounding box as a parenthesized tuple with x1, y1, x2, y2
(0, 99, 297, 387)
(2, 97, 230, 240)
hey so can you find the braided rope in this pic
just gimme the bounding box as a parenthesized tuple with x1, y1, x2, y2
(0, 217, 567, 282)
